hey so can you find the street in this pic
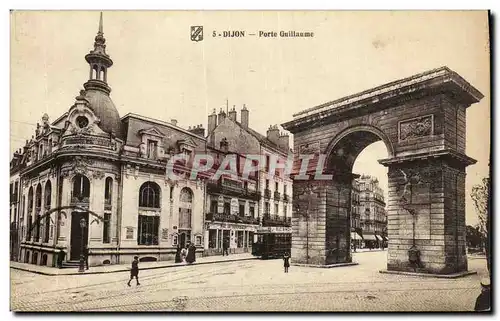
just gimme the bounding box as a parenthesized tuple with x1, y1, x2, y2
(11, 251, 487, 312)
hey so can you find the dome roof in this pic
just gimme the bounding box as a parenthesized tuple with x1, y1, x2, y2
(84, 89, 122, 137)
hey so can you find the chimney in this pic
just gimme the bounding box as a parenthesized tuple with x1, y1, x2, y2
(228, 106, 237, 121)
(189, 124, 205, 137)
(241, 104, 249, 128)
(266, 125, 280, 145)
(278, 132, 290, 151)
(208, 108, 217, 134)
(218, 108, 226, 124)
(220, 137, 229, 153)
(171, 119, 178, 126)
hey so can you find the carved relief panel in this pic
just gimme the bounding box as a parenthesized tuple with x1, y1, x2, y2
(398, 114, 434, 142)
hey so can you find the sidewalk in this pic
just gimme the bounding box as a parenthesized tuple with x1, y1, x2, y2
(352, 248, 387, 253)
(10, 253, 256, 276)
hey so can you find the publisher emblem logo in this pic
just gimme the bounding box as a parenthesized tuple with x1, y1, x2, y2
(191, 26, 203, 42)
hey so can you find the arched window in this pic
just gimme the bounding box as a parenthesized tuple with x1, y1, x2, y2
(43, 181, 51, 243)
(179, 188, 193, 229)
(100, 66, 106, 81)
(34, 184, 42, 241)
(92, 65, 98, 79)
(104, 177, 113, 206)
(73, 175, 90, 202)
(139, 182, 161, 208)
(26, 187, 33, 241)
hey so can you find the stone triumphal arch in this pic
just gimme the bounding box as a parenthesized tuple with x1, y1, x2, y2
(281, 67, 484, 275)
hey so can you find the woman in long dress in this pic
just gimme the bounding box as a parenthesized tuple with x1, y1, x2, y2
(186, 243, 196, 264)
(175, 244, 182, 263)
(180, 246, 188, 263)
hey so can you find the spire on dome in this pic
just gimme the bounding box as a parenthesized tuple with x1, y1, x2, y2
(84, 12, 113, 94)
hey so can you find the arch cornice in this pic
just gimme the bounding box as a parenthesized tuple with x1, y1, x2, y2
(324, 124, 395, 160)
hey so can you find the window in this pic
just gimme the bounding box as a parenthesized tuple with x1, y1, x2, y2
(208, 230, 217, 248)
(179, 188, 193, 229)
(103, 213, 111, 243)
(195, 235, 202, 246)
(172, 234, 178, 246)
(265, 155, 270, 172)
(274, 203, 279, 215)
(34, 184, 42, 241)
(275, 182, 279, 192)
(249, 204, 255, 218)
(284, 205, 287, 218)
(104, 177, 113, 205)
(239, 204, 245, 216)
(147, 140, 158, 159)
(223, 202, 230, 215)
(265, 202, 270, 214)
(137, 215, 159, 245)
(9, 184, 13, 203)
(210, 200, 218, 214)
(139, 182, 161, 208)
(73, 175, 90, 201)
(284, 184, 287, 195)
(27, 187, 33, 241)
(265, 179, 269, 189)
(43, 181, 51, 243)
(170, 186, 174, 202)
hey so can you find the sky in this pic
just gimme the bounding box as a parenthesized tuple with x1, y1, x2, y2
(10, 11, 490, 226)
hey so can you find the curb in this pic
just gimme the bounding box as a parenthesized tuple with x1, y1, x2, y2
(379, 269, 478, 279)
(10, 257, 257, 276)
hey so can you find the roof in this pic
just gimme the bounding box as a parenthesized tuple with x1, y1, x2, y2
(232, 120, 289, 155)
(84, 89, 123, 138)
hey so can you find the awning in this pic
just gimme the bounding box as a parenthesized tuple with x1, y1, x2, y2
(382, 235, 388, 241)
(363, 233, 377, 241)
(350, 232, 359, 240)
(375, 234, 383, 241)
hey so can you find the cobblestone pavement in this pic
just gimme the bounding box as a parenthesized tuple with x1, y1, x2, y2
(10, 251, 487, 312)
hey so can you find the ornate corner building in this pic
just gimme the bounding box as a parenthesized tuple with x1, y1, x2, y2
(10, 14, 209, 267)
(10, 14, 294, 267)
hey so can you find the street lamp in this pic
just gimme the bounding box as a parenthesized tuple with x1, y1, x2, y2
(78, 217, 87, 273)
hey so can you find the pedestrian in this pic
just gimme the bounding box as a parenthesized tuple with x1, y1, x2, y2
(180, 245, 188, 263)
(84, 244, 90, 270)
(127, 256, 140, 287)
(186, 242, 196, 264)
(474, 278, 491, 312)
(223, 237, 229, 256)
(283, 252, 290, 273)
(175, 244, 182, 263)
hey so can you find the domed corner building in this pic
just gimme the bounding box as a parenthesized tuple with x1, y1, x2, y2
(11, 13, 208, 268)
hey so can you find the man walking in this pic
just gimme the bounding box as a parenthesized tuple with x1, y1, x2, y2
(127, 256, 141, 287)
(84, 244, 90, 270)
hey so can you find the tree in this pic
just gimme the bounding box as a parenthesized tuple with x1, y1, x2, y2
(471, 177, 490, 273)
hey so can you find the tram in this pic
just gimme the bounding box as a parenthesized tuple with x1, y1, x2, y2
(252, 227, 292, 259)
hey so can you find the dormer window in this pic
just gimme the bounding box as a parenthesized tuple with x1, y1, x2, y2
(147, 140, 158, 159)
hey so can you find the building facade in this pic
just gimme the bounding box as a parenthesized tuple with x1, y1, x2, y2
(357, 175, 387, 248)
(205, 107, 293, 255)
(11, 15, 209, 267)
(10, 14, 294, 267)
(350, 178, 362, 249)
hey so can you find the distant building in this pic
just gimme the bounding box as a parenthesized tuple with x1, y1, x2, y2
(350, 179, 362, 249)
(354, 175, 387, 249)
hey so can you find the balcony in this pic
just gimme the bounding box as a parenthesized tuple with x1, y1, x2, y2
(283, 194, 289, 203)
(104, 198, 112, 211)
(264, 189, 271, 199)
(206, 181, 261, 201)
(262, 214, 291, 227)
(205, 212, 259, 225)
(274, 191, 281, 201)
(70, 195, 90, 208)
